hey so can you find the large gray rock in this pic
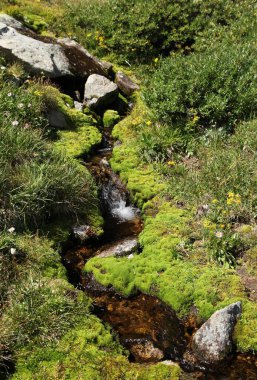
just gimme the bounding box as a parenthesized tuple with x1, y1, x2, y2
(0, 14, 27, 30)
(0, 22, 72, 77)
(0, 16, 111, 80)
(84, 74, 118, 110)
(115, 71, 139, 96)
(192, 302, 242, 364)
(97, 237, 138, 258)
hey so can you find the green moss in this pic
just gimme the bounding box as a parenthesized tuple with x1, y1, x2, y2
(36, 85, 102, 157)
(103, 109, 120, 128)
(110, 95, 166, 207)
(55, 125, 101, 158)
(13, 315, 181, 380)
(234, 301, 257, 352)
(22, 13, 48, 33)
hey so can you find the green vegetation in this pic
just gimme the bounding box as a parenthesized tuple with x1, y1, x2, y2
(0, 0, 257, 377)
(103, 109, 120, 129)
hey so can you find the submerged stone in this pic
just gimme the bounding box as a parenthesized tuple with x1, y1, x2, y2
(130, 340, 164, 362)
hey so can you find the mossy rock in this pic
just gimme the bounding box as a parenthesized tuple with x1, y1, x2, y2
(103, 109, 120, 129)
(33, 85, 102, 157)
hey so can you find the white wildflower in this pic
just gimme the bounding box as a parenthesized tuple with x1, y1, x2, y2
(8, 227, 15, 233)
(12, 120, 19, 126)
(127, 254, 134, 259)
(10, 248, 16, 255)
(215, 231, 223, 238)
(18, 103, 24, 108)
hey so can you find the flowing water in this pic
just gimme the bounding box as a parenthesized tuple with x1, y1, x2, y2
(62, 131, 257, 379)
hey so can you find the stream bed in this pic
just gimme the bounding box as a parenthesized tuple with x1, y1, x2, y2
(62, 139, 257, 380)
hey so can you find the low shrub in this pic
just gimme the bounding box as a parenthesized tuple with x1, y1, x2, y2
(144, 36, 257, 150)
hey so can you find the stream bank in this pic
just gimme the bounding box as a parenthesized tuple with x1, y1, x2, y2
(62, 132, 257, 379)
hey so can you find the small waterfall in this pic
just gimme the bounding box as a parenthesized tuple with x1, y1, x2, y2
(102, 180, 138, 222)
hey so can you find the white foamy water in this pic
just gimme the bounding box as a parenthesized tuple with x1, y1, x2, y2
(112, 203, 137, 221)
(102, 182, 138, 222)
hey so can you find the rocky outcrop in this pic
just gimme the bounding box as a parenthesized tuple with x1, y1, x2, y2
(0, 22, 72, 78)
(0, 15, 111, 80)
(115, 71, 139, 96)
(84, 74, 118, 111)
(0, 14, 27, 30)
(192, 302, 242, 364)
(97, 237, 138, 258)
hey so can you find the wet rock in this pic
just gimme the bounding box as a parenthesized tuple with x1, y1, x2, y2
(99, 157, 110, 167)
(0, 22, 72, 78)
(115, 71, 139, 96)
(130, 340, 164, 362)
(192, 302, 242, 364)
(97, 237, 138, 258)
(72, 225, 95, 243)
(84, 74, 118, 111)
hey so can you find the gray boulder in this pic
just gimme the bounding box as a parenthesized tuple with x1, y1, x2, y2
(0, 16, 111, 80)
(192, 302, 242, 364)
(97, 237, 138, 258)
(115, 71, 139, 96)
(0, 22, 72, 78)
(0, 14, 27, 30)
(84, 74, 118, 111)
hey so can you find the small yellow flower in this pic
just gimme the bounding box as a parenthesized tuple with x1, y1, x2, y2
(212, 199, 218, 204)
(220, 224, 225, 228)
(153, 57, 159, 63)
(146, 120, 152, 126)
(192, 115, 199, 123)
(87, 33, 92, 37)
(228, 191, 234, 198)
(227, 198, 234, 205)
(167, 161, 175, 166)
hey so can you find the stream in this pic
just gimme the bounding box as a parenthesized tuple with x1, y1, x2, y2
(62, 126, 257, 379)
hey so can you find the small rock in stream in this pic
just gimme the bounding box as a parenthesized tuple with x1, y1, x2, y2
(130, 340, 164, 362)
(192, 301, 242, 365)
(97, 237, 138, 258)
(72, 225, 95, 243)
